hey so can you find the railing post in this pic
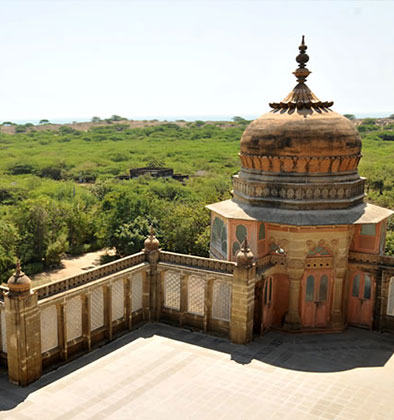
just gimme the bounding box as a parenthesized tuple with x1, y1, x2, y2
(82, 293, 91, 352)
(105, 284, 113, 341)
(126, 276, 132, 330)
(144, 228, 160, 321)
(230, 239, 256, 344)
(4, 262, 42, 386)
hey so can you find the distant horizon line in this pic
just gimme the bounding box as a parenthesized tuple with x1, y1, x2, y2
(0, 112, 392, 125)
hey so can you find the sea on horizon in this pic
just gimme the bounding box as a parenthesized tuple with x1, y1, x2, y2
(1, 112, 392, 126)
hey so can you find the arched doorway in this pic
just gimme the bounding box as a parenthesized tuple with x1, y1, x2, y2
(253, 275, 275, 334)
(301, 271, 332, 328)
(348, 272, 375, 328)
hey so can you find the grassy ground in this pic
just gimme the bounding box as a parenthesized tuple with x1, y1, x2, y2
(0, 117, 393, 282)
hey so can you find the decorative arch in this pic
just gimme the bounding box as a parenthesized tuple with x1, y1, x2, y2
(306, 239, 332, 257)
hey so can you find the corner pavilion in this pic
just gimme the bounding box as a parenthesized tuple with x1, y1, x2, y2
(207, 37, 393, 333)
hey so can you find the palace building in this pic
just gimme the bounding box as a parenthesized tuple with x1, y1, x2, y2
(207, 36, 393, 333)
(1, 37, 393, 386)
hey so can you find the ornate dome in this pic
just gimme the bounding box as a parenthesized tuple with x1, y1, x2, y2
(7, 260, 32, 296)
(233, 37, 365, 210)
(240, 110, 362, 174)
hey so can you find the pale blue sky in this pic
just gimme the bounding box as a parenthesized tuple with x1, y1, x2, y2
(0, 0, 393, 122)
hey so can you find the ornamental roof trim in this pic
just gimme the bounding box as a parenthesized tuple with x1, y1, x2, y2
(206, 200, 393, 226)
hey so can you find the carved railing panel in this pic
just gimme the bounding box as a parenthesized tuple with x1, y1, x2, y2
(111, 280, 124, 321)
(66, 296, 82, 342)
(187, 275, 205, 316)
(164, 271, 181, 310)
(212, 280, 232, 321)
(131, 272, 143, 313)
(90, 287, 104, 331)
(40, 305, 58, 353)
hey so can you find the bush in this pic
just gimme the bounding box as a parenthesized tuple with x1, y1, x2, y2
(7, 163, 35, 175)
(23, 262, 44, 276)
(378, 133, 394, 141)
(39, 165, 64, 180)
(45, 235, 68, 267)
(361, 118, 376, 125)
(358, 125, 376, 133)
(15, 125, 27, 133)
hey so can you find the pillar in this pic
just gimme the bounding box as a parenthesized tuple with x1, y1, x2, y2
(283, 259, 303, 330)
(331, 230, 352, 329)
(144, 227, 160, 321)
(230, 239, 256, 344)
(5, 263, 42, 386)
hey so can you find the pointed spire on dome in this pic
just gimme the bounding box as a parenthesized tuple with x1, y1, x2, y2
(293, 35, 311, 84)
(269, 36, 334, 110)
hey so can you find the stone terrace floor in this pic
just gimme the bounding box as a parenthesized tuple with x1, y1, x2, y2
(1, 323, 394, 420)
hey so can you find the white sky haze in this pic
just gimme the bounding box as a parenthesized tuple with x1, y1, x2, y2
(0, 0, 393, 122)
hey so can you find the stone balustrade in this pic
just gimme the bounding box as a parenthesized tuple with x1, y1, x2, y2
(0, 245, 258, 385)
(256, 254, 287, 270)
(33, 252, 146, 300)
(349, 251, 394, 268)
(159, 251, 236, 273)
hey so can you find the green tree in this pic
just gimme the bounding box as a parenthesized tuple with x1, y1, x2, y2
(232, 116, 246, 122)
(0, 220, 19, 283)
(39, 119, 50, 125)
(343, 114, 355, 120)
(111, 115, 124, 122)
(159, 204, 210, 255)
(91, 116, 101, 123)
(111, 216, 152, 257)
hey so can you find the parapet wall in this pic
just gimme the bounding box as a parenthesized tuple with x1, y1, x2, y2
(0, 246, 393, 386)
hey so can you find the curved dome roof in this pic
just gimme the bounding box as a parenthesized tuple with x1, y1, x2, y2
(233, 37, 365, 210)
(239, 37, 362, 175)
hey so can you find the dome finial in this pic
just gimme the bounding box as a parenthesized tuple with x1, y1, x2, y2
(293, 35, 310, 84)
(269, 37, 333, 110)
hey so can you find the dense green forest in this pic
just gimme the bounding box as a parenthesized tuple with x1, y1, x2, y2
(0, 117, 393, 283)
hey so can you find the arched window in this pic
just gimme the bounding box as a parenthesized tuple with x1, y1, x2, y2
(212, 217, 227, 257)
(319, 275, 328, 302)
(387, 277, 394, 316)
(364, 274, 371, 300)
(232, 224, 248, 258)
(352, 274, 361, 297)
(258, 223, 265, 240)
(306, 275, 314, 301)
(235, 224, 247, 243)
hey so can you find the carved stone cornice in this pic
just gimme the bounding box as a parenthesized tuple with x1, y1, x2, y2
(239, 153, 361, 174)
(233, 176, 365, 210)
